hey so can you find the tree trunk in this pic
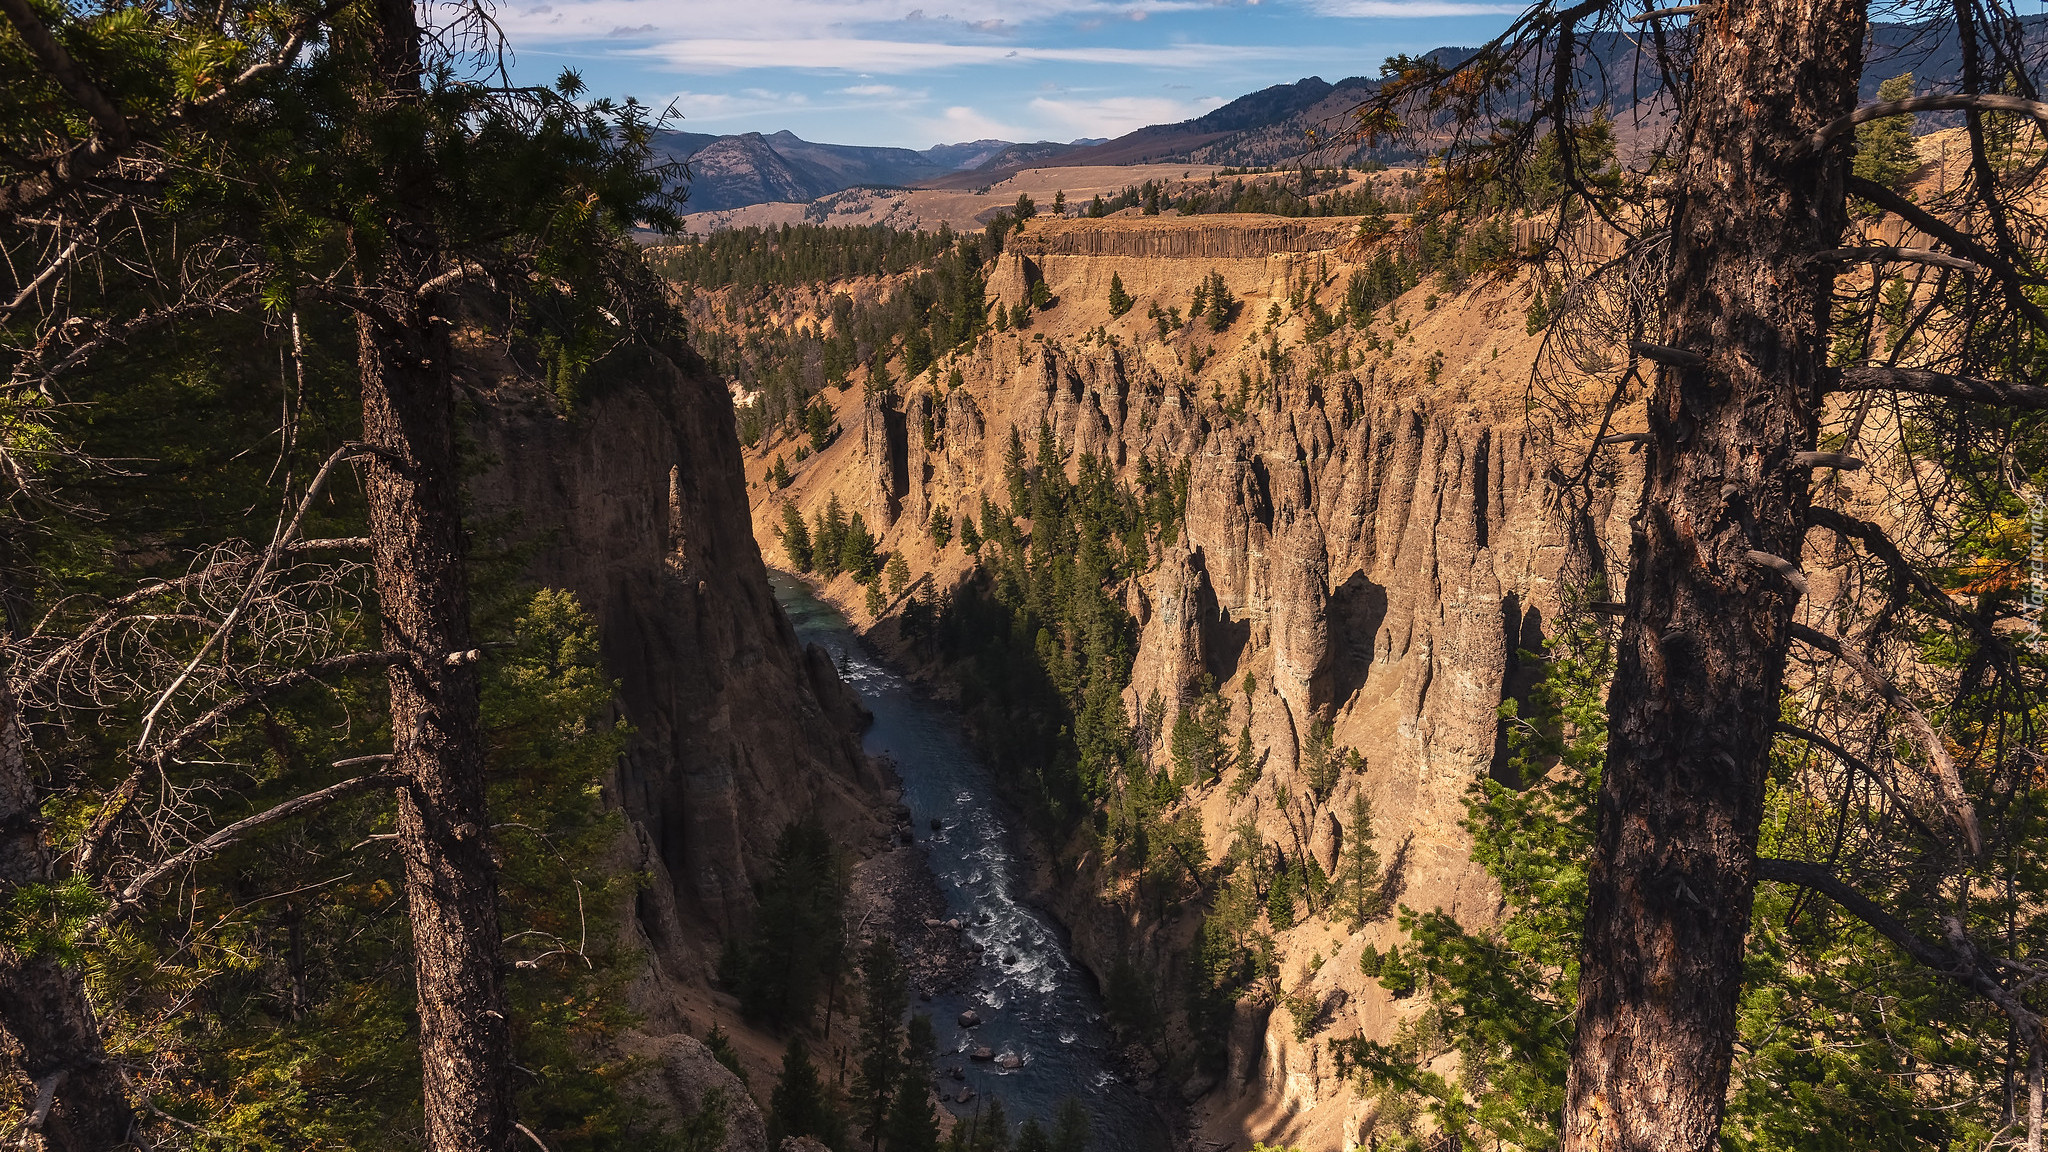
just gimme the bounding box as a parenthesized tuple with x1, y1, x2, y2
(1561, 1, 1865, 1148)
(354, 0, 513, 1148)
(359, 307, 514, 1151)
(0, 676, 136, 1150)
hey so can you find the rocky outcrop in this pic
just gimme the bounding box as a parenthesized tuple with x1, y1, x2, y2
(1008, 215, 1361, 259)
(626, 1033, 769, 1152)
(462, 338, 883, 1023)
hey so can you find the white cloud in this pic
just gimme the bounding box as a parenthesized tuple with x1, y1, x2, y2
(633, 36, 1288, 73)
(495, 0, 1182, 43)
(1027, 93, 1226, 135)
(918, 104, 1034, 141)
(1307, 0, 1522, 14)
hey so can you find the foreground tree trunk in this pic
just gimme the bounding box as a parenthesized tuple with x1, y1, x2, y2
(0, 678, 135, 1150)
(1561, 0, 1866, 1148)
(354, 0, 513, 1148)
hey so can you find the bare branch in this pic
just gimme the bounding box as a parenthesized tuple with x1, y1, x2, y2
(1772, 721, 1940, 839)
(1746, 550, 1809, 596)
(1815, 247, 1983, 274)
(79, 650, 404, 872)
(1627, 5, 1698, 21)
(416, 260, 492, 300)
(132, 443, 371, 753)
(1794, 452, 1863, 470)
(1833, 366, 2048, 409)
(1846, 176, 2048, 337)
(1787, 622, 1981, 855)
(1631, 340, 1706, 368)
(109, 769, 400, 914)
(1755, 857, 2040, 1045)
(1811, 94, 2048, 152)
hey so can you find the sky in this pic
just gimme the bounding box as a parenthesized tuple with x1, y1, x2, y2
(488, 0, 1528, 151)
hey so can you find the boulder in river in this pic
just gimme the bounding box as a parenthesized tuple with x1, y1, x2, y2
(970, 1047, 994, 1062)
(946, 918, 962, 930)
(946, 1066, 965, 1081)
(958, 1009, 980, 1027)
(955, 1087, 976, 1104)
(995, 1053, 1023, 1071)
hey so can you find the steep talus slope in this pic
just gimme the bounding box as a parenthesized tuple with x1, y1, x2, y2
(745, 220, 1642, 1146)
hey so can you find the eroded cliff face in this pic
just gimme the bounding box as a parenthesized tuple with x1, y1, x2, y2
(460, 336, 885, 1139)
(744, 226, 1642, 1148)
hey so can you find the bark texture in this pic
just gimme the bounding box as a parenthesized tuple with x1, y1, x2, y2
(1560, 0, 1865, 1148)
(0, 678, 135, 1150)
(355, 0, 513, 1146)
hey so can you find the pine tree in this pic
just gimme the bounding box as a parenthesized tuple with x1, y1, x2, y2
(883, 1014, 941, 1152)
(768, 1035, 845, 1150)
(1050, 1100, 1090, 1152)
(928, 505, 953, 549)
(1014, 1120, 1051, 1152)
(778, 503, 815, 572)
(958, 513, 982, 555)
(855, 940, 908, 1151)
(886, 552, 911, 598)
(1330, 793, 1384, 931)
(1107, 273, 1134, 318)
(842, 512, 879, 582)
(737, 817, 847, 1028)
(1852, 73, 1919, 191)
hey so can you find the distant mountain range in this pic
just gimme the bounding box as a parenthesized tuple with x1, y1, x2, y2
(670, 18, 2046, 214)
(656, 130, 1105, 213)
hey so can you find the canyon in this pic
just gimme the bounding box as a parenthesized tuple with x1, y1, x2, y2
(734, 212, 1645, 1148)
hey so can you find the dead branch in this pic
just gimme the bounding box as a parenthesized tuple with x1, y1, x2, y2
(132, 443, 372, 753)
(1811, 94, 2048, 151)
(1847, 176, 2048, 337)
(1832, 366, 2048, 409)
(1772, 721, 1940, 840)
(79, 650, 404, 871)
(1631, 339, 1706, 368)
(1816, 246, 1983, 273)
(108, 768, 400, 915)
(1787, 622, 1981, 855)
(1756, 857, 2044, 1049)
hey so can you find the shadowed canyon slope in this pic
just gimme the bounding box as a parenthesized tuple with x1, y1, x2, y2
(461, 336, 888, 1145)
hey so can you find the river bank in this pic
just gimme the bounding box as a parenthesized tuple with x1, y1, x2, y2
(770, 571, 1177, 1152)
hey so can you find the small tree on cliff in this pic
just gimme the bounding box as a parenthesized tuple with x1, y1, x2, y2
(1329, 793, 1384, 931)
(777, 503, 815, 572)
(1107, 273, 1135, 318)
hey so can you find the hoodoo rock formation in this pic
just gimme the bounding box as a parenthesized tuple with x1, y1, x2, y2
(745, 218, 1643, 1146)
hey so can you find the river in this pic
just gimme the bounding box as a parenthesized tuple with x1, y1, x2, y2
(770, 572, 1173, 1152)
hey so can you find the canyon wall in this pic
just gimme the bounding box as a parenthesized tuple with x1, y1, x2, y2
(747, 221, 1642, 1148)
(464, 336, 887, 1146)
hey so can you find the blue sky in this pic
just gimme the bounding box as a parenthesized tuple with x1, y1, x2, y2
(492, 0, 1527, 150)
